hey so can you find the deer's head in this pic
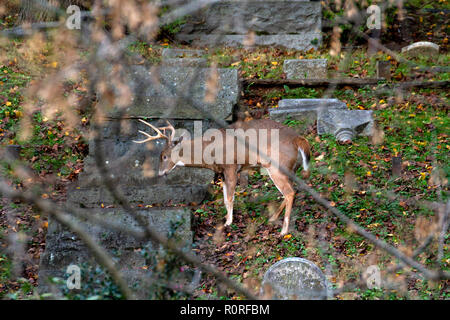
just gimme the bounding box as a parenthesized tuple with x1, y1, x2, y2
(133, 119, 184, 176)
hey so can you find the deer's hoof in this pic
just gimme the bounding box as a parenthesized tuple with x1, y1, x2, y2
(225, 220, 232, 226)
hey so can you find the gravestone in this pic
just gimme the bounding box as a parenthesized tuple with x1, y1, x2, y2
(269, 99, 347, 125)
(107, 65, 239, 120)
(401, 41, 440, 59)
(283, 59, 328, 79)
(175, 0, 322, 50)
(317, 109, 374, 142)
(261, 257, 331, 300)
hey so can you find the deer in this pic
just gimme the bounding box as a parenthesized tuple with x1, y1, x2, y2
(133, 118, 311, 235)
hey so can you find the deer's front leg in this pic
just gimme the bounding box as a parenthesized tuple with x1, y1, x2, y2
(223, 168, 237, 226)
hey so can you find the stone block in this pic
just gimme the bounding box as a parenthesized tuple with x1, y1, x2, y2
(104, 65, 239, 120)
(175, 0, 322, 50)
(269, 99, 347, 124)
(283, 59, 327, 79)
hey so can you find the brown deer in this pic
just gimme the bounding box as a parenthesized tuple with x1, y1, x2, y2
(133, 118, 311, 235)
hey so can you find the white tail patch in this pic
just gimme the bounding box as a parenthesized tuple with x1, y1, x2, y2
(299, 148, 309, 171)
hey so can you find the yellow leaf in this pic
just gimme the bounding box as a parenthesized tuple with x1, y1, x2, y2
(283, 234, 292, 240)
(5, 101, 11, 106)
(271, 61, 278, 65)
(367, 171, 372, 177)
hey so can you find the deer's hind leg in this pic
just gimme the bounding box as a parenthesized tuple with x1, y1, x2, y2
(267, 167, 296, 235)
(223, 167, 238, 226)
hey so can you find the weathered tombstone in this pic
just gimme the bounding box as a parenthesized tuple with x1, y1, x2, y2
(261, 258, 331, 300)
(401, 41, 440, 59)
(376, 61, 391, 80)
(283, 59, 328, 79)
(269, 99, 347, 125)
(175, 0, 322, 51)
(317, 109, 374, 143)
(107, 65, 239, 120)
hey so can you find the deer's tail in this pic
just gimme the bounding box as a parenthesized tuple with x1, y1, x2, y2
(296, 136, 311, 173)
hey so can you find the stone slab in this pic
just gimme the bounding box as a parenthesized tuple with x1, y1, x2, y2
(283, 59, 328, 79)
(175, 0, 322, 50)
(269, 99, 347, 124)
(105, 65, 239, 120)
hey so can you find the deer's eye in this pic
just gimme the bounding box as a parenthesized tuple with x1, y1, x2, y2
(163, 155, 168, 161)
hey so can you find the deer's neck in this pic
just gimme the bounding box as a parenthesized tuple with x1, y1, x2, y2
(177, 137, 221, 171)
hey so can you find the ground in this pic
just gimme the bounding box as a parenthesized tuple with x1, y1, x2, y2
(0, 2, 449, 299)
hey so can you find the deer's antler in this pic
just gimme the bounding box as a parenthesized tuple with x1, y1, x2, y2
(159, 120, 176, 142)
(133, 119, 170, 144)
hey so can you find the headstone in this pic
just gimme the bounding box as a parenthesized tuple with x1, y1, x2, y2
(376, 61, 391, 80)
(283, 59, 328, 79)
(106, 65, 239, 120)
(261, 257, 331, 300)
(175, 0, 322, 51)
(401, 41, 439, 58)
(269, 99, 347, 124)
(317, 109, 374, 142)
